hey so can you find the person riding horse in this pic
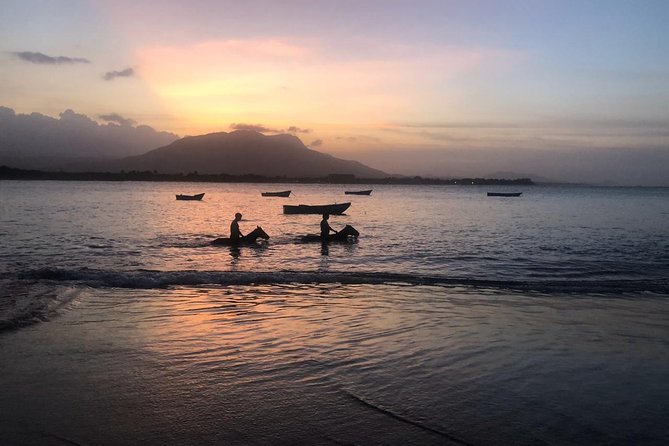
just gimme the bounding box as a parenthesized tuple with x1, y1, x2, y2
(320, 214, 338, 241)
(230, 212, 244, 243)
(212, 225, 269, 246)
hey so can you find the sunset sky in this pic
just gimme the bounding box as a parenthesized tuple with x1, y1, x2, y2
(1, 0, 668, 181)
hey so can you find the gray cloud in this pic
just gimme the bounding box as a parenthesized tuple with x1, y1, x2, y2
(103, 68, 134, 81)
(309, 139, 323, 147)
(287, 126, 311, 134)
(13, 51, 90, 64)
(99, 113, 136, 126)
(230, 123, 279, 133)
(393, 118, 669, 130)
(230, 123, 313, 135)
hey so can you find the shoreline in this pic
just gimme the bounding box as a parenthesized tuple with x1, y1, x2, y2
(0, 165, 533, 186)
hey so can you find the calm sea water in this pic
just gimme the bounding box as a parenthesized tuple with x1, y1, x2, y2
(1, 181, 668, 445)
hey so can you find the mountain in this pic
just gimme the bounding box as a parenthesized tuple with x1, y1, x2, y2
(0, 107, 178, 169)
(114, 130, 388, 178)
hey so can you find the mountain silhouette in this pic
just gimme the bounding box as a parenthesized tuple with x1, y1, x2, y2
(0, 107, 178, 169)
(115, 130, 387, 178)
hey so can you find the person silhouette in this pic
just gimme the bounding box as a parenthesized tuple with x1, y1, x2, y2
(320, 213, 338, 241)
(230, 212, 244, 243)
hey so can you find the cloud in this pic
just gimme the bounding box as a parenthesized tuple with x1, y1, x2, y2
(287, 126, 311, 134)
(13, 51, 90, 64)
(336, 136, 358, 142)
(103, 68, 134, 81)
(309, 139, 323, 147)
(393, 122, 524, 129)
(99, 113, 136, 126)
(229, 123, 279, 133)
(391, 118, 669, 130)
(230, 123, 312, 134)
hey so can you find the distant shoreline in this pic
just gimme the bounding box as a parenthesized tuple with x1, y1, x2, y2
(0, 166, 533, 186)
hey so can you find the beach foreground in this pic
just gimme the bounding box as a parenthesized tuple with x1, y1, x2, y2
(2, 283, 668, 445)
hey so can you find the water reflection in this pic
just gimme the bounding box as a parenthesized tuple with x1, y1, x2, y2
(25, 284, 666, 445)
(228, 246, 241, 260)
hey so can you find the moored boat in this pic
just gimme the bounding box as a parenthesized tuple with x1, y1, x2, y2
(344, 189, 372, 195)
(283, 202, 351, 215)
(487, 192, 522, 197)
(261, 190, 291, 197)
(176, 193, 205, 200)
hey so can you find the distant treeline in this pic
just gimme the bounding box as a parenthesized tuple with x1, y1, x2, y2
(0, 166, 534, 185)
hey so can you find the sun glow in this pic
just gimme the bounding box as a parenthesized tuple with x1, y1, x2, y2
(135, 38, 518, 137)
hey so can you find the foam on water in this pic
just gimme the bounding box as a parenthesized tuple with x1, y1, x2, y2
(20, 267, 669, 295)
(0, 280, 84, 332)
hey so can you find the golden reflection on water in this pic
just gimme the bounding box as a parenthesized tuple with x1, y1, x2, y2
(4, 282, 669, 445)
(128, 284, 419, 369)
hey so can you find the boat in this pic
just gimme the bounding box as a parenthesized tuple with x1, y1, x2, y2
(283, 202, 351, 215)
(487, 192, 522, 197)
(176, 193, 205, 200)
(261, 190, 291, 197)
(344, 190, 372, 195)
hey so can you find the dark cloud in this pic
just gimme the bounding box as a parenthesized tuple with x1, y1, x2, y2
(287, 126, 311, 134)
(309, 139, 323, 147)
(103, 68, 134, 81)
(230, 123, 313, 135)
(229, 123, 279, 133)
(99, 113, 136, 126)
(13, 51, 90, 64)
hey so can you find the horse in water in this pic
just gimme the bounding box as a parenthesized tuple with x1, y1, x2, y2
(301, 224, 359, 242)
(211, 226, 270, 246)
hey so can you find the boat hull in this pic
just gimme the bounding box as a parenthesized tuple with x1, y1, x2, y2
(261, 191, 291, 197)
(283, 202, 351, 215)
(487, 192, 522, 197)
(176, 193, 205, 200)
(344, 190, 372, 195)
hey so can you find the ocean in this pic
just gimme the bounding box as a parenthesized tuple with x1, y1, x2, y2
(1, 181, 668, 445)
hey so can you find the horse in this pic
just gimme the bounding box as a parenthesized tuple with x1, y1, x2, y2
(300, 224, 360, 243)
(211, 226, 270, 246)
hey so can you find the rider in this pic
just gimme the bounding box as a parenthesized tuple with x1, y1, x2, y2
(230, 212, 244, 243)
(320, 213, 338, 241)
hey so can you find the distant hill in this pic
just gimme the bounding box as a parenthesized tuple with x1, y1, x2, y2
(113, 130, 388, 178)
(484, 171, 550, 183)
(0, 107, 178, 169)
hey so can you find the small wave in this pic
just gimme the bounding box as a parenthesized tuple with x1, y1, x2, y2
(0, 282, 83, 333)
(18, 268, 669, 295)
(343, 390, 474, 446)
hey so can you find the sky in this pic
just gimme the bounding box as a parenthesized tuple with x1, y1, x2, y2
(1, 0, 668, 184)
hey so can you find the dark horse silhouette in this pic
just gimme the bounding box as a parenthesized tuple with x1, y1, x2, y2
(212, 226, 270, 246)
(301, 224, 359, 242)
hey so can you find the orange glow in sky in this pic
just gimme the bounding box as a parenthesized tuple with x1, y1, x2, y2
(1, 0, 668, 183)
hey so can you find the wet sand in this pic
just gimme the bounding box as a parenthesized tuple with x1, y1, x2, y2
(2, 283, 668, 445)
